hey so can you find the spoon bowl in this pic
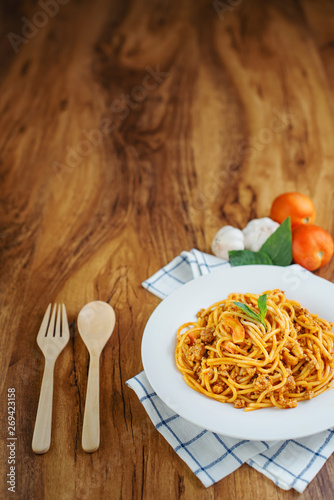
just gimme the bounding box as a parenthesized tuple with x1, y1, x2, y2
(77, 301, 116, 452)
(78, 301, 116, 349)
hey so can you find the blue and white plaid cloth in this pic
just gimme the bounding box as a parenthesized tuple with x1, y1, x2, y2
(126, 249, 334, 492)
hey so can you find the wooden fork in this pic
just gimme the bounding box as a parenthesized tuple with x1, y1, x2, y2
(32, 304, 70, 454)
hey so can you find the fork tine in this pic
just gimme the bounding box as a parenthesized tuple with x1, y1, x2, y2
(62, 304, 70, 340)
(46, 304, 57, 337)
(55, 304, 61, 338)
(37, 304, 52, 339)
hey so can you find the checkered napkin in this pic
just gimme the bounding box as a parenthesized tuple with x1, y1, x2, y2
(126, 249, 334, 492)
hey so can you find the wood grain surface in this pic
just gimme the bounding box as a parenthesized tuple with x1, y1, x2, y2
(1, 0, 334, 498)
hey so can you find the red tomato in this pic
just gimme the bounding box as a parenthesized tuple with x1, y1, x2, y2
(270, 192, 316, 228)
(292, 224, 334, 271)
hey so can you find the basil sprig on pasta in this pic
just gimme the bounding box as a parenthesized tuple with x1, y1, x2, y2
(233, 294, 267, 329)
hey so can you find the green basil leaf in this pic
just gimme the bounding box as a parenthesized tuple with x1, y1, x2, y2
(257, 293, 267, 321)
(233, 301, 267, 329)
(260, 217, 292, 266)
(229, 249, 273, 267)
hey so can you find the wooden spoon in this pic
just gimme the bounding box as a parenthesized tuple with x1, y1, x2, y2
(77, 301, 116, 452)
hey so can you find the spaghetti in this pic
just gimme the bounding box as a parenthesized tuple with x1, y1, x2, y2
(175, 289, 334, 410)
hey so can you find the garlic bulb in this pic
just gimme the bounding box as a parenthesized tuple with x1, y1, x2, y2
(211, 226, 245, 260)
(242, 217, 279, 252)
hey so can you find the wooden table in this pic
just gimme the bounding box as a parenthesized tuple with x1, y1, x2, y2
(1, 0, 334, 498)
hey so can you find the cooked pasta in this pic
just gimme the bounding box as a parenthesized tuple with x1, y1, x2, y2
(175, 289, 334, 410)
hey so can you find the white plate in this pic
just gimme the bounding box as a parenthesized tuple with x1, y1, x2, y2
(141, 265, 334, 441)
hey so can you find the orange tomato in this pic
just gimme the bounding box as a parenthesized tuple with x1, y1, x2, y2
(270, 192, 316, 228)
(222, 341, 237, 354)
(187, 331, 199, 345)
(292, 224, 334, 271)
(224, 316, 245, 343)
